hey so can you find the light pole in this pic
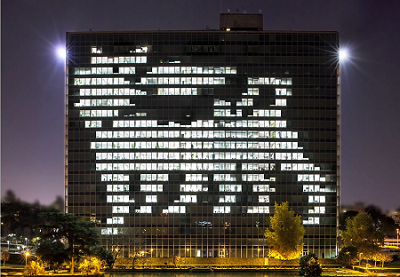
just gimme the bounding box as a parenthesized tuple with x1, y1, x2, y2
(25, 252, 30, 266)
(7, 241, 9, 251)
(396, 228, 399, 248)
(25, 238, 28, 249)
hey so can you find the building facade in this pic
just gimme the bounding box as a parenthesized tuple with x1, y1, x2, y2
(66, 14, 340, 259)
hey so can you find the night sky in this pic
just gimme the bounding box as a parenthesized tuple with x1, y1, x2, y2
(2, 0, 400, 211)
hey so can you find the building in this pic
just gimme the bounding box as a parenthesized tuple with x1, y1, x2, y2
(66, 13, 340, 259)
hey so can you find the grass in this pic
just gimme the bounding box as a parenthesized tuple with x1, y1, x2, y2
(1, 263, 25, 268)
(386, 261, 400, 268)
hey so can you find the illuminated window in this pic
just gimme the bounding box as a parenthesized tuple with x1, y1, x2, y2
(140, 174, 168, 181)
(303, 185, 322, 192)
(140, 185, 163, 192)
(213, 174, 236, 181)
(185, 174, 208, 181)
(112, 206, 129, 213)
(308, 207, 325, 214)
(213, 206, 231, 213)
(167, 206, 186, 213)
(136, 206, 152, 213)
(258, 196, 270, 203)
(101, 174, 129, 181)
(80, 110, 118, 117)
(252, 185, 275, 192)
(303, 217, 320, 225)
(106, 217, 124, 224)
(180, 185, 207, 192)
(91, 47, 102, 54)
(179, 195, 197, 203)
(75, 99, 131, 107)
(275, 88, 292, 96)
(91, 56, 147, 64)
(101, 228, 119, 235)
(219, 185, 242, 192)
(146, 195, 157, 203)
(247, 77, 292, 85)
(247, 206, 269, 213)
(308, 196, 326, 203)
(85, 121, 102, 128)
(275, 99, 287, 106)
(107, 185, 129, 192)
(219, 195, 236, 203)
(74, 78, 130, 86)
(107, 195, 130, 203)
(298, 174, 325, 182)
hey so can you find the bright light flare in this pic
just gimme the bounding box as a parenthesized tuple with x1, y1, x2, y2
(56, 46, 67, 60)
(338, 48, 349, 62)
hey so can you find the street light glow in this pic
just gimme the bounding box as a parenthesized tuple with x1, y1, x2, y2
(338, 48, 349, 62)
(56, 46, 67, 60)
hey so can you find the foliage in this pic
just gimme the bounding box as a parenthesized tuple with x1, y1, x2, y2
(341, 212, 384, 258)
(114, 258, 132, 268)
(24, 260, 46, 276)
(78, 257, 105, 275)
(365, 205, 399, 237)
(36, 239, 68, 272)
(298, 253, 322, 276)
(38, 212, 99, 273)
(1, 199, 56, 239)
(264, 202, 305, 260)
(1, 251, 11, 266)
(90, 245, 114, 269)
(172, 255, 181, 267)
(136, 257, 150, 269)
(339, 210, 359, 231)
(372, 251, 393, 268)
(337, 246, 358, 267)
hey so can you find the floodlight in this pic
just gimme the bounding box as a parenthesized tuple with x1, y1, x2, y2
(338, 48, 349, 62)
(56, 46, 67, 60)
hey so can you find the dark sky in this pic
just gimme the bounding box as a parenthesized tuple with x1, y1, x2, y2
(2, 0, 400, 211)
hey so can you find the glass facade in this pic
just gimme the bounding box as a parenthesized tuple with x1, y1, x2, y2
(66, 29, 340, 259)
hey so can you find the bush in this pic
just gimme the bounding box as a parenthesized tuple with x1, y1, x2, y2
(78, 257, 105, 275)
(337, 246, 358, 267)
(24, 260, 46, 276)
(298, 253, 322, 276)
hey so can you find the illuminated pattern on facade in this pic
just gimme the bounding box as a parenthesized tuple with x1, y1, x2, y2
(66, 29, 339, 259)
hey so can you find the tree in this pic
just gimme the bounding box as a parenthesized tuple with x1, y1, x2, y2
(341, 212, 384, 259)
(36, 239, 68, 272)
(24, 260, 46, 276)
(90, 245, 114, 269)
(337, 246, 358, 267)
(264, 202, 305, 260)
(1, 251, 10, 267)
(38, 212, 99, 274)
(372, 251, 393, 268)
(78, 257, 105, 275)
(365, 205, 398, 237)
(339, 210, 359, 231)
(298, 253, 322, 276)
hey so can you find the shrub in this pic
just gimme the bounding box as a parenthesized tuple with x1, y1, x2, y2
(337, 246, 358, 267)
(78, 257, 105, 275)
(298, 253, 322, 276)
(24, 260, 46, 276)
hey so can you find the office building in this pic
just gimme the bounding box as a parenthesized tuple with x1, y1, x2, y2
(66, 14, 340, 258)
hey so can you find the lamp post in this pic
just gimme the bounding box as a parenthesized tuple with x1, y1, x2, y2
(7, 241, 9, 251)
(25, 238, 28, 249)
(396, 228, 399, 248)
(25, 252, 30, 266)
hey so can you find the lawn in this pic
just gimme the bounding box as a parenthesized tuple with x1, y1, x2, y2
(386, 261, 400, 268)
